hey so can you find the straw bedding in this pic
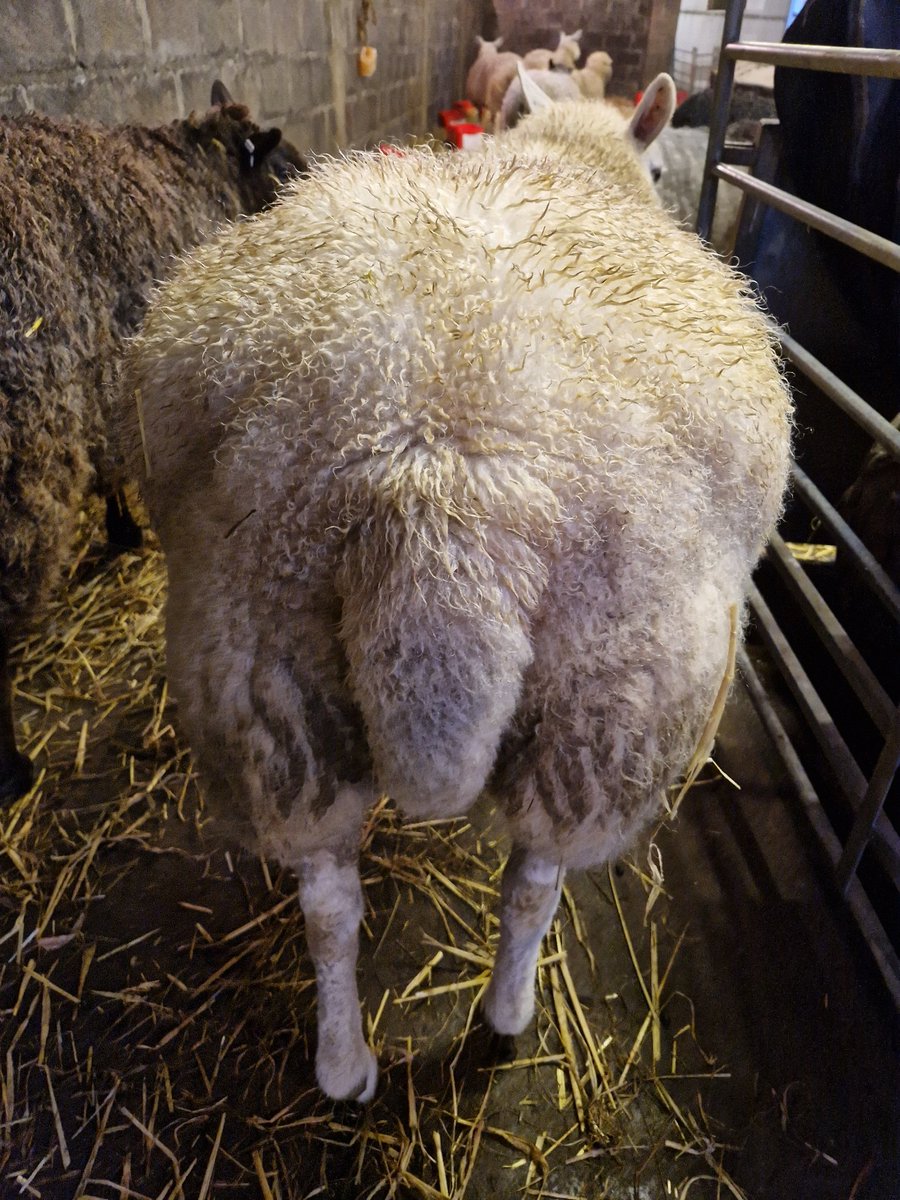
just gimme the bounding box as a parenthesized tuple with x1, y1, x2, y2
(0, 500, 747, 1199)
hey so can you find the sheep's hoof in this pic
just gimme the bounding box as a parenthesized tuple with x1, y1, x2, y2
(450, 1016, 518, 1083)
(484, 1031, 517, 1064)
(0, 752, 34, 805)
(318, 1045, 378, 1104)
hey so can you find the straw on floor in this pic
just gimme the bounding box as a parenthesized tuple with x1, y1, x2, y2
(0, 501, 747, 1200)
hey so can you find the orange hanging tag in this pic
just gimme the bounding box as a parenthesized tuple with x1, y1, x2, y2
(357, 46, 377, 77)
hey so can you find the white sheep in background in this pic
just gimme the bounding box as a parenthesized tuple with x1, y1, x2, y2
(482, 52, 526, 128)
(576, 50, 614, 99)
(125, 75, 792, 1103)
(473, 30, 583, 130)
(499, 47, 613, 130)
(522, 29, 583, 71)
(651, 124, 750, 255)
(464, 36, 514, 111)
(498, 66, 581, 130)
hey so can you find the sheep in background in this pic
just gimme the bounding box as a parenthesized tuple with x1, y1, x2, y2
(576, 50, 614, 99)
(673, 83, 776, 128)
(474, 30, 583, 129)
(651, 123, 754, 255)
(0, 83, 306, 803)
(499, 49, 613, 130)
(125, 73, 791, 1102)
(464, 36, 512, 110)
(522, 47, 554, 70)
(482, 52, 527, 128)
(498, 66, 580, 130)
(548, 28, 583, 70)
(523, 29, 583, 71)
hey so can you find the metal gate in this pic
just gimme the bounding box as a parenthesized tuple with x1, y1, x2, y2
(695, 0, 900, 1004)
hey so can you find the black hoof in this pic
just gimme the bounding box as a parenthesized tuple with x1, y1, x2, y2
(484, 1031, 518, 1065)
(0, 752, 34, 805)
(453, 1008, 518, 1084)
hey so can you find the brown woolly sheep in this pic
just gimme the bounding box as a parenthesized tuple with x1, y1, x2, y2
(0, 82, 306, 802)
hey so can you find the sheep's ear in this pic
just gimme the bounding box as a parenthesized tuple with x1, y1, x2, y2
(628, 73, 676, 150)
(571, 29, 583, 41)
(211, 80, 234, 108)
(494, 36, 504, 49)
(241, 127, 282, 170)
(517, 62, 554, 114)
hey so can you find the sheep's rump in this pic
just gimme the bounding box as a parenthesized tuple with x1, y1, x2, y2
(129, 147, 791, 867)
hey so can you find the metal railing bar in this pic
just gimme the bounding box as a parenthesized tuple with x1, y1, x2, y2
(767, 533, 896, 738)
(723, 42, 900, 79)
(790, 464, 900, 625)
(745, 589, 900, 880)
(696, 0, 747, 241)
(837, 710, 900, 894)
(737, 644, 898, 892)
(738, 647, 900, 1007)
(714, 164, 900, 273)
(780, 334, 900, 461)
(748, 584, 867, 802)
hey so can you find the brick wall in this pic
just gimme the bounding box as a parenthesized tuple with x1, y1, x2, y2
(492, 0, 679, 97)
(0, 0, 487, 153)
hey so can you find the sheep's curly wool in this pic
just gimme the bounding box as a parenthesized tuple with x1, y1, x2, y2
(0, 103, 303, 631)
(128, 104, 791, 871)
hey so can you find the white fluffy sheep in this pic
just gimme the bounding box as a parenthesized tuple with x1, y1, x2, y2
(522, 48, 553, 70)
(125, 76, 791, 1103)
(576, 50, 614, 99)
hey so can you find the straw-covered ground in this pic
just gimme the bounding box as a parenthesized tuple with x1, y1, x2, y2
(2, 501, 751, 1200)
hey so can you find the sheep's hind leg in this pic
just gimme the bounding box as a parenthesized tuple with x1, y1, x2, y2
(0, 630, 33, 805)
(297, 848, 378, 1102)
(482, 845, 563, 1037)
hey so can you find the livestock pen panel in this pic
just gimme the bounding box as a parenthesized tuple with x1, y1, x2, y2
(696, 0, 900, 1006)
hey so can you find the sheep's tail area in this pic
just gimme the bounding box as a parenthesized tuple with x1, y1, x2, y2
(335, 445, 553, 819)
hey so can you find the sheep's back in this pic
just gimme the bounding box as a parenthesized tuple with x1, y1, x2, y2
(130, 147, 790, 572)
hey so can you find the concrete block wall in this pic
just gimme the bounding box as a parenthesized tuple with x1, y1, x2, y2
(0, 0, 487, 154)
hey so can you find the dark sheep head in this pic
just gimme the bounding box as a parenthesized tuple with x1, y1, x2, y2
(189, 81, 308, 214)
